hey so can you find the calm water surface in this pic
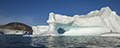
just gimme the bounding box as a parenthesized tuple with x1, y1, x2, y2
(0, 35, 120, 48)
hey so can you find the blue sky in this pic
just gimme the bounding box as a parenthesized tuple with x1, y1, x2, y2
(0, 0, 120, 26)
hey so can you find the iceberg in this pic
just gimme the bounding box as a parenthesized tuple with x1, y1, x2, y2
(100, 30, 120, 36)
(32, 25, 49, 34)
(100, 32, 120, 36)
(32, 6, 120, 36)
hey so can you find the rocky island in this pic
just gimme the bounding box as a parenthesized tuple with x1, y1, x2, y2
(0, 22, 33, 35)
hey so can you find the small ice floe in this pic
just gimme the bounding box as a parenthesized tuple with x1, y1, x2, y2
(100, 30, 120, 36)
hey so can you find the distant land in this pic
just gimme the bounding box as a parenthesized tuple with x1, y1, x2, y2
(0, 22, 33, 32)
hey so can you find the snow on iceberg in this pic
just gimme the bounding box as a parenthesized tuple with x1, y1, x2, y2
(32, 6, 120, 36)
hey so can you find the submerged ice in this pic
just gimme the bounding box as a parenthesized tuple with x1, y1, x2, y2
(32, 7, 120, 36)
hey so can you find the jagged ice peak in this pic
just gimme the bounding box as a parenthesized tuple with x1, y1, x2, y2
(49, 6, 118, 18)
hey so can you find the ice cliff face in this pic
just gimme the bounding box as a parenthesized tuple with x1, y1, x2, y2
(32, 26, 49, 34)
(32, 7, 120, 36)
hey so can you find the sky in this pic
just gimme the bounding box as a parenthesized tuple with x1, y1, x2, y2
(0, 0, 120, 26)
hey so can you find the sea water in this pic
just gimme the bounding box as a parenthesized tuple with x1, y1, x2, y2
(0, 35, 120, 48)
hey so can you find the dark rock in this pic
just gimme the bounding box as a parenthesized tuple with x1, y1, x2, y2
(0, 32, 4, 34)
(117, 45, 120, 47)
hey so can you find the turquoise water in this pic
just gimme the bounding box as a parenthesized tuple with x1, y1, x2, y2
(0, 35, 120, 48)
